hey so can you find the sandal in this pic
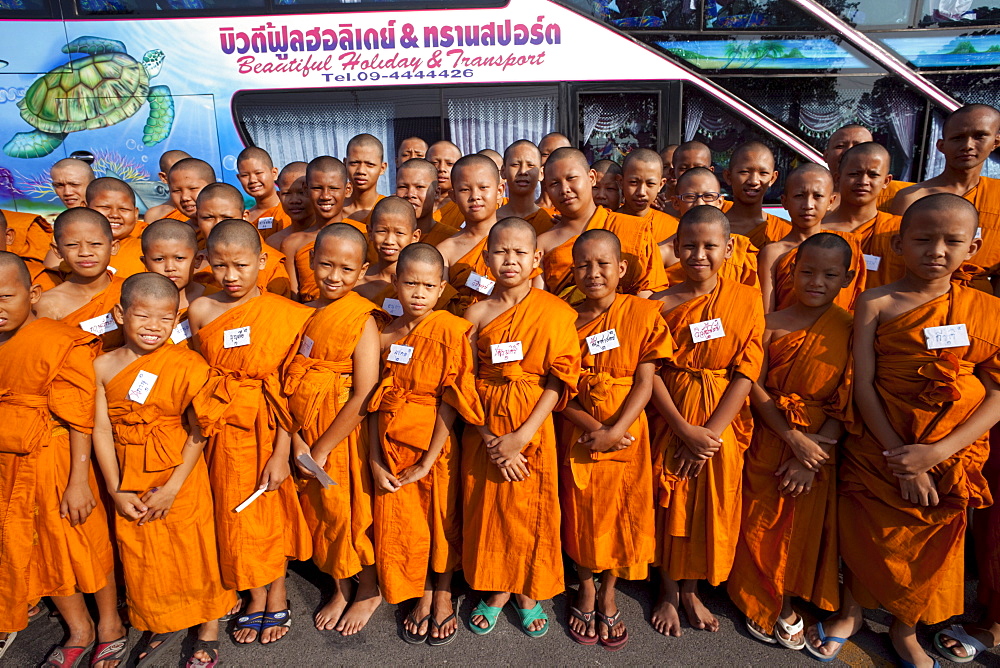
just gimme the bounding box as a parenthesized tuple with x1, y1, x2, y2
(568, 607, 598, 645)
(90, 636, 127, 666)
(260, 604, 291, 644)
(804, 621, 849, 663)
(428, 612, 459, 647)
(232, 611, 263, 644)
(774, 614, 806, 650)
(185, 639, 219, 668)
(402, 612, 430, 645)
(468, 600, 502, 635)
(934, 625, 992, 664)
(44, 641, 95, 668)
(137, 630, 182, 667)
(745, 617, 778, 645)
(511, 601, 549, 638)
(596, 609, 629, 651)
(0, 632, 16, 662)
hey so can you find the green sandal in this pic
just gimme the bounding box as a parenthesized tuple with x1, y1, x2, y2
(468, 600, 503, 635)
(512, 601, 549, 638)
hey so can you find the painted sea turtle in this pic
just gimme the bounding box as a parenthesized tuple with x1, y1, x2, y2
(3, 36, 174, 159)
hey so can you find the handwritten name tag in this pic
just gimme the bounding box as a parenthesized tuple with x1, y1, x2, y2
(388, 343, 414, 365)
(491, 341, 524, 364)
(689, 318, 725, 344)
(864, 254, 881, 271)
(257, 216, 274, 230)
(80, 312, 117, 336)
(127, 370, 157, 404)
(224, 326, 251, 349)
(108, 265, 118, 275)
(976, 227, 982, 239)
(383, 298, 403, 317)
(170, 320, 191, 345)
(465, 271, 495, 296)
(924, 324, 970, 350)
(298, 335, 314, 357)
(586, 328, 620, 355)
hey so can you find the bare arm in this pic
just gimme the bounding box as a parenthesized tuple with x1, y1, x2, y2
(758, 245, 779, 314)
(579, 362, 655, 453)
(398, 403, 458, 486)
(853, 295, 904, 451)
(62, 428, 98, 527)
(90, 372, 136, 517)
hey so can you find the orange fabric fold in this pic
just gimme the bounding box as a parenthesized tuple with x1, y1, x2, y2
(434, 201, 465, 228)
(253, 203, 291, 241)
(59, 273, 126, 352)
(746, 214, 792, 251)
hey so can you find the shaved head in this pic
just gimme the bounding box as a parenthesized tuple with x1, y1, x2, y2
(488, 216, 536, 249)
(676, 166, 720, 191)
(539, 132, 572, 163)
(673, 141, 713, 175)
(944, 103, 1000, 132)
(838, 141, 891, 172)
(51, 158, 94, 179)
(397, 136, 428, 164)
(306, 155, 348, 183)
(478, 149, 504, 172)
(678, 204, 731, 237)
(169, 158, 216, 183)
(505, 139, 541, 162)
(398, 158, 437, 181)
(315, 222, 368, 261)
(452, 154, 501, 185)
(622, 148, 662, 173)
(824, 124, 874, 172)
(730, 141, 774, 167)
(86, 177, 136, 207)
(397, 242, 445, 281)
(206, 219, 261, 255)
(371, 195, 417, 231)
(141, 218, 199, 254)
(901, 192, 979, 236)
(546, 147, 590, 172)
(592, 159, 622, 176)
(427, 141, 462, 161)
(276, 161, 308, 189)
(120, 272, 179, 312)
(54, 207, 113, 243)
(786, 163, 834, 190)
(198, 182, 245, 210)
(799, 232, 852, 269)
(0, 250, 31, 289)
(158, 150, 191, 173)
(237, 146, 274, 169)
(347, 133, 385, 161)
(573, 228, 621, 261)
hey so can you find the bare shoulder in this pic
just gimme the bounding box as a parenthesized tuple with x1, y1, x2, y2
(463, 299, 488, 328)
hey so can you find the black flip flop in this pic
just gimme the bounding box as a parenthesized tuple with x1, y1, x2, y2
(185, 639, 220, 668)
(136, 630, 182, 667)
(402, 613, 430, 644)
(427, 613, 458, 647)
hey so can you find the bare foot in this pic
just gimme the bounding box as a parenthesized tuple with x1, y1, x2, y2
(805, 612, 861, 657)
(234, 589, 267, 644)
(336, 589, 382, 636)
(260, 583, 290, 644)
(680, 587, 718, 632)
(429, 591, 457, 641)
(937, 624, 999, 659)
(472, 592, 510, 630)
(651, 591, 683, 637)
(226, 597, 243, 618)
(315, 579, 351, 632)
(569, 579, 597, 640)
(405, 592, 432, 638)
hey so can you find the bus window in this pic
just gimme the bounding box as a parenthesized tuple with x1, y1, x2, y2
(578, 91, 660, 163)
(563, 0, 699, 29)
(0, 0, 48, 15)
(76, 0, 264, 15)
(919, 0, 1000, 25)
(925, 72, 1000, 179)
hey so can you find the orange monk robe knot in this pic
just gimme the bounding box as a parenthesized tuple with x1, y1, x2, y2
(917, 351, 973, 406)
(579, 370, 633, 409)
(194, 370, 286, 434)
(108, 403, 184, 489)
(0, 390, 50, 454)
(283, 357, 353, 430)
(370, 376, 442, 474)
(773, 391, 821, 430)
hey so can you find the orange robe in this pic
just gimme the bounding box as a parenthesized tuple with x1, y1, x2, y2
(293, 240, 318, 302)
(109, 234, 148, 279)
(773, 231, 866, 311)
(104, 345, 234, 632)
(727, 305, 852, 632)
(445, 236, 492, 317)
(194, 239, 291, 298)
(60, 273, 126, 352)
(652, 277, 764, 584)
(285, 293, 390, 579)
(840, 285, 999, 626)
(745, 213, 792, 251)
(561, 295, 672, 577)
(463, 288, 581, 599)
(963, 176, 1000, 275)
(434, 200, 465, 228)
(164, 208, 188, 222)
(666, 234, 760, 289)
(0, 318, 112, 633)
(524, 208, 554, 236)
(979, 429, 1000, 624)
(876, 179, 913, 213)
(253, 203, 291, 241)
(638, 209, 679, 244)
(3, 209, 52, 262)
(418, 220, 461, 247)
(192, 293, 314, 590)
(370, 310, 485, 603)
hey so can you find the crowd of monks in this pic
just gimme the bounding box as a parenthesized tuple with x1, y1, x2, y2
(1, 101, 1000, 668)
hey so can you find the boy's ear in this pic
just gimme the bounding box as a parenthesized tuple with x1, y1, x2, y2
(111, 239, 121, 256)
(618, 258, 628, 278)
(411, 228, 422, 242)
(158, 171, 168, 183)
(4, 227, 14, 249)
(968, 236, 983, 259)
(890, 232, 903, 256)
(112, 302, 125, 326)
(28, 282, 42, 305)
(842, 269, 856, 288)
(722, 168, 732, 186)
(532, 248, 542, 268)
(768, 170, 779, 187)
(724, 235, 735, 260)
(345, 181, 354, 198)
(270, 167, 278, 181)
(242, 211, 250, 222)
(258, 251, 267, 270)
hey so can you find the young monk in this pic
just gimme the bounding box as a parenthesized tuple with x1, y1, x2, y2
(285, 156, 352, 301)
(538, 148, 667, 299)
(661, 141, 716, 217)
(727, 233, 853, 651)
(86, 177, 147, 278)
(647, 205, 764, 637)
(266, 161, 312, 253)
(427, 141, 464, 227)
(369, 243, 484, 646)
(396, 136, 428, 167)
(145, 150, 192, 222)
(478, 148, 505, 175)
(436, 154, 506, 316)
(343, 134, 388, 229)
(355, 196, 422, 311)
(654, 143, 679, 212)
(723, 142, 790, 248)
(140, 219, 207, 344)
(192, 183, 291, 297)
(536, 132, 572, 211)
(150, 158, 216, 224)
(156, 149, 191, 185)
(892, 104, 1000, 287)
(285, 223, 388, 635)
(618, 148, 678, 245)
(0, 252, 126, 668)
(591, 159, 622, 211)
(496, 140, 553, 235)
(237, 146, 288, 239)
(396, 158, 459, 246)
(823, 124, 873, 176)
(759, 164, 865, 312)
(50, 157, 94, 209)
(91, 273, 234, 667)
(559, 229, 672, 650)
(462, 217, 581, 637)
(34, 208, 125, 351)
(806, 194, 1000, 668)
(187, 220, 314, 645)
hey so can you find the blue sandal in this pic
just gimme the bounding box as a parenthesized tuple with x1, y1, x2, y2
(260, 605, 291, 644)
(232, 611, 263, 644)
(512, 601, 549, 638)
(468, 600, 503, 635)
(804, 621, 848, 662)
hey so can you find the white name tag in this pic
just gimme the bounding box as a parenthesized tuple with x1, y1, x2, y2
(80, 312, 118, 336)
(108, 265, 118, 274)
(689, 318, 725, 344)
(976, 227, 982, 239)
(388, 343, 414, 365)
(298, 335, 314, 357)
(924, 323, 970, 350)
(383, 298, 403, 317)
(465, 271, 495, 295)
(224, 326, 251, 349)
(490, 341, 524, 364)
(864, 254, 881, 271)
(127, 370, 157, 404)
(586, 328, 620, 355)
(257, 216, 274, 230)
(170, 320, 191, 344)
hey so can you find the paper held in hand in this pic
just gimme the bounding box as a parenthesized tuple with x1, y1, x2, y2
(234, 486, 266, 513)
(296, 452, 338, 488)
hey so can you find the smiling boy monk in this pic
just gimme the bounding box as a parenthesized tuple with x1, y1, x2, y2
(723, 142, 790, 249)
(806, 194, 1000, 668)
(0, 252, 126, 668)
(396, 158, 459, 246)
(727, 233, 853, 651)
(343, 134, 388, 231)
(648, 206, 764, 637)
(427, 141, 465, 228)
(86, 177, 147, 279)
(91, 273, 234, 666)
(369, 243, 484, 646)
(140, 220, 207, 346)
(187, 220, 313, 645)
(355, 196, 423, 313)
(285, 223, 388, 635)
(237, 147, 289, 240)
(463, 217, 581, 638)
(496, 140, 553, 235)
(34, 208, 125, 352)
(617, 148, 678, 245)
(147, 158, 216, 224)
(559, 229, 672, 650)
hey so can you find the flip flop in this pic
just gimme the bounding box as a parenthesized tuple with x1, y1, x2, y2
(185, 639, 219, 668)
(427, 612, 458, 647)
(745, 617, 778, 645)
(597, 609, 629, 651)
(44, 641, 95, 668)
(511, 601, 549, 638)
(775, 614, 806, 650)
(934, 625, 991, 664)
(137, 630, 183, 667)
(804, 621, 848, 662)
(260, 605, 292, 645)
(231, 611, 264, 645)
(402, 612, 430, 644)
(568, 606, 598, 645)
(468, 600, 502, 635)
(0, 632, 17, 662)
(90, 636, 127, 666)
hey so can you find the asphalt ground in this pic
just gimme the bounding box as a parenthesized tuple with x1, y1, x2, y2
(5, 554, 998, 667)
